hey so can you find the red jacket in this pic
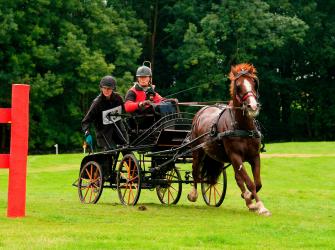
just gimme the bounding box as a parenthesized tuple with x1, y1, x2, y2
(125, 84, 163, 113)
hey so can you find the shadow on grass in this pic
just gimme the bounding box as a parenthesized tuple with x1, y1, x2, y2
(96, 201, 254, 216)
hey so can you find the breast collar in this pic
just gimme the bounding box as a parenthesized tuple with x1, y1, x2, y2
(209, 105, 261, 139)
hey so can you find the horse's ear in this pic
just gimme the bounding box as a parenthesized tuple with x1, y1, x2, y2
(231, 65, 237, 76)
(229, 66, 236, 81)
(249, 64, 257, 75)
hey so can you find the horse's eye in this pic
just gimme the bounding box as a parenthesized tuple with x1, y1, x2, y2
(236, 84, 241, 90)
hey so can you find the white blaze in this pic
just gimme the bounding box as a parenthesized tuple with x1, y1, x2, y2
(243, 79, 258, 109)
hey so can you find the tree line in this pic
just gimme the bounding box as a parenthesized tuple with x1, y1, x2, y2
(0, 0, 334, 153)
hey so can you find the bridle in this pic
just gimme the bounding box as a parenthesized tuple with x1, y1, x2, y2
(233, 70, 259, 105)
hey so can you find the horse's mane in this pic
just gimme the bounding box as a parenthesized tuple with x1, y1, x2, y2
(229, 63, 257, 98)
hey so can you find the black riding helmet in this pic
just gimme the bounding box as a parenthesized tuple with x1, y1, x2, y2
(99, 76, 116, 91)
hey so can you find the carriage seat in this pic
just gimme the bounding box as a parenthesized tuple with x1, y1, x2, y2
(155, 129, 190, 147)
(126, 100, 179, 134)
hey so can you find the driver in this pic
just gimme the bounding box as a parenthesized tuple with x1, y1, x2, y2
(82, 76, 128, 151)
(124, 65, 163, 114)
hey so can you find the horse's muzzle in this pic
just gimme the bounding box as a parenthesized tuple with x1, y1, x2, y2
(245, 103, 260, 117)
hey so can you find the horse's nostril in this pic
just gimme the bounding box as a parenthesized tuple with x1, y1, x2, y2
(257, 103, 260, 107)
(247, 104, 251, 108)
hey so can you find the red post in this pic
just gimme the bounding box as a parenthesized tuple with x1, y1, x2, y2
(7, 84, 30, 217)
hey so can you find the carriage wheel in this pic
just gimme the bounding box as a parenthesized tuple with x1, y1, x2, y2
(156, 166, 182, 205)
(78, 161, 104, 204)
(117, 154, 141, 206)
(201, 169, 227, 207)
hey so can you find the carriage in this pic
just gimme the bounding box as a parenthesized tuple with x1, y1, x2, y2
(74, 100, 228, 206)
(74, 63, 271, 215)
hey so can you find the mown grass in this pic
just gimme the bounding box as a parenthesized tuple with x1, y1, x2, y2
(0, 142, 334, 249)
(263, 141, 335, 154)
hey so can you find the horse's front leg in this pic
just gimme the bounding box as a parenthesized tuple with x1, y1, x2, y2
(234, 171, 257, 211)
(249, 156, 271, 216)
(249, 155, 262, 192)
(230, 154, 260, 211)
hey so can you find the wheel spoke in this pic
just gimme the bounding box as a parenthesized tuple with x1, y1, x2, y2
(213, 185, 217, 204)
(160, 187, 167, 199)
(92, 182, 100, 189)
(128, 158, 131, 177)
(78, 162, 103, 204)
(117, 154, 141, 206)
(90, 165, 93, 181)
(214, 185, 221, 197)
(85, 168, 92, 180)
(128, 175, 139, 182)
(201, 170, 227, 207)
(122, 186, 128, 200)
(118, 183, 127, 188)
(130, 164, 137, 180)
(168, 185, 177, 192)
(83, 183, 90, 200)
(204, 184, 211, 194)
(91, 177, 101, 184)
(120, 171, 128, 180)
(127, 182, 136, 204)
(156, 167, 181, 205)
(204, 184, 217, 204)
(80, 178, 90, 188)
(89, 185, 93, 202)
(166, 170, 175, 181)
(168, 189, 175, 204)
(209, 185, 212, 204)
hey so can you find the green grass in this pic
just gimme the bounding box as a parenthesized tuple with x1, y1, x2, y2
(0, 142, 334, 249)
(263, 141, 335, 154)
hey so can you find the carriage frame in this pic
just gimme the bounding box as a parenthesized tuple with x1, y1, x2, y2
(74, 101, 229, 207)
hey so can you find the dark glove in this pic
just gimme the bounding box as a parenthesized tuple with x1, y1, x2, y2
(138, 100, 151, 109)
(145, 87, 156, 101)
(170, 98, 178, 104)
(84, 131, 93, 149)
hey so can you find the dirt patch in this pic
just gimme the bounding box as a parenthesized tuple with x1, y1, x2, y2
(260, 153, 335, 158)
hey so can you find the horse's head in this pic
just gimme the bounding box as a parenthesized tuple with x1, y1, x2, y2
(229, 63, 260, 118)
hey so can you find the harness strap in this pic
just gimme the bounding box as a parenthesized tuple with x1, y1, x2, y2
(154, 139, 209, 171)
(207, 104, 262, 140)
(210, 106, 227, 136)
(217, 130, 262, 139)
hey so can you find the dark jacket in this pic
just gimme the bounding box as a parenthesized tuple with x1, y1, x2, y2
(82, 92, 128, 149)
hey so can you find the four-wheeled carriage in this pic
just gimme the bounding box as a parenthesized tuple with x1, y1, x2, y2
(75, 100, 228, 206)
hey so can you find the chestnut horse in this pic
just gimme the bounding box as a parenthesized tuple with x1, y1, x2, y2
(187, 63, 271, 216)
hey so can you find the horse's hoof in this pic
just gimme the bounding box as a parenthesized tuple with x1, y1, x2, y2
(258, 208, 271, 216)
(187, 194, 195, 202)
(187, 193, 197, 202)
(248, 204, 258, 212)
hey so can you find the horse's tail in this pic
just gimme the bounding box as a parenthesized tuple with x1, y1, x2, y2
(201, 155, 223, 184)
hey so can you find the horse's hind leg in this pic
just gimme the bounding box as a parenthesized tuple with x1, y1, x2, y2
(187, 149, 204, 202)
(187, 182, 198, 202)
